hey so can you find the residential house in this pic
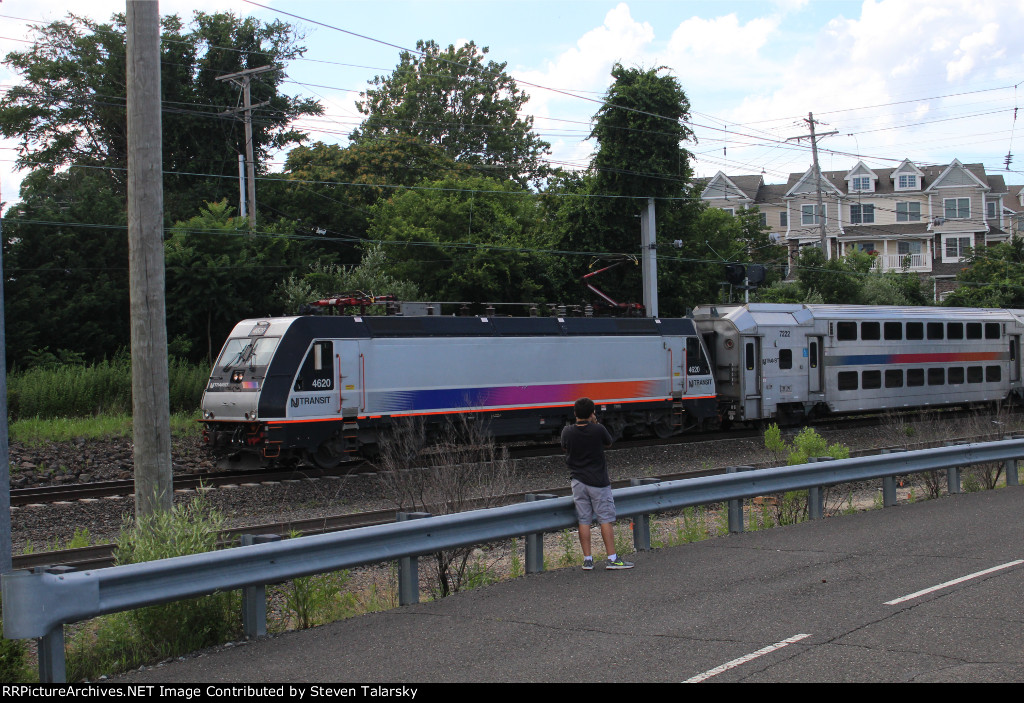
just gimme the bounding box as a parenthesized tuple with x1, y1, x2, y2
(699, 158, 1012, 300)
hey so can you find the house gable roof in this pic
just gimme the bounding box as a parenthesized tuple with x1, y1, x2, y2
(701, 171, 762, 201)
(785, 166, 845, 198)
(924, 158, 990, 192)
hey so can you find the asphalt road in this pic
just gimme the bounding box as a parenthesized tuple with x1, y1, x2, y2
(121, 486, 1024, 684)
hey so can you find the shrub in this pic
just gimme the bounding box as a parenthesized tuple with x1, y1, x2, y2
(113, 493, 239, 659)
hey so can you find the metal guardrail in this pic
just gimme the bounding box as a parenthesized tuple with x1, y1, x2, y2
(4, 437, 1023, 682)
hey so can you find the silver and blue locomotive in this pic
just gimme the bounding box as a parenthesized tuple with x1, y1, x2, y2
(201, 315, 719, 467)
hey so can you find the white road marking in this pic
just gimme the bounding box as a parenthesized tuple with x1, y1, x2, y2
(885, 559, 1024, 605)
(683, 633, 811, 683)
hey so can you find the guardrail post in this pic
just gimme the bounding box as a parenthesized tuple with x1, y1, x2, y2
(525, 494, 557, 573)
(880, 448, 907, 507)
(630, 478, 661, 551)
(396, 512, 431, 605)
(807, 457, 831, 519)
(726, 466, 755, 533)
(34, 565, 74, 683)
(1006, 435, 1022, 487)
(944, 441, 963, 494)
(241, 534, 282, 639)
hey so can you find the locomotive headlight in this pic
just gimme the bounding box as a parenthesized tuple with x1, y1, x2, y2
(203, 411, 215, 420)
(231, 371, 244, 383)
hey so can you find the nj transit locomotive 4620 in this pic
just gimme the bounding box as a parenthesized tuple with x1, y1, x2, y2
(690, 303, 1024, 426)
(201, 315, 718, 467)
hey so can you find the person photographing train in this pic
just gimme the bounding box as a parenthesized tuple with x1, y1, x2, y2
(561, 397, 634, 570)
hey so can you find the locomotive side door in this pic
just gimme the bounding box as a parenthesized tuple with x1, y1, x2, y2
(807, 336, 824, 393)
(742, 336, 762, 419)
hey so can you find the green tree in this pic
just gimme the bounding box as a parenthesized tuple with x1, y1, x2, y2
(547, 64, 700, 312)
(263, 134, 468, 265)
(352, 40, 551, 187)
(943, 236, 1024, 308)
(2, 168, 130, 367)
(367, 176, 554, 305)
(0, 11, 322, 223)
(164, 200, 307, 363)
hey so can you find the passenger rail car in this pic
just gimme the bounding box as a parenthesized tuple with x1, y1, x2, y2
(201, 315, 718, 467)
(691, 304, 1024, 425)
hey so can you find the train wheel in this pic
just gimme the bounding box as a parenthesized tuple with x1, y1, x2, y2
(309, 444, 342, 470)
(651, 417, 676, 439)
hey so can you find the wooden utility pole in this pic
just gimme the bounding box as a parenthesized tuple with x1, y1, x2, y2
(0, 181, 11, 574)
(217, 66, 275, 230)
(126, 0, 173, 517)
(787, 112, 838, 258)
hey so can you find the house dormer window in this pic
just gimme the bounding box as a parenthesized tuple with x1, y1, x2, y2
(851, 177, 871, 192)
(898, 174, 917, 189)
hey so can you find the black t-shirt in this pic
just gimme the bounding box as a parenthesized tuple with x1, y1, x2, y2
(560, 422, 613, 487)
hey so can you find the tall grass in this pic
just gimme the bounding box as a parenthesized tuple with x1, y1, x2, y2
(7, 359, 209, 420)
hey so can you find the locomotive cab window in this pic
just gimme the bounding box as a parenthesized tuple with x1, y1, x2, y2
(294, 341, 334, 392)
(686, 337, 710, 375)
(779, 349, 793, 370)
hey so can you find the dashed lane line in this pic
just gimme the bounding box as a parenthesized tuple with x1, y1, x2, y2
(884, 559, 1024, 606)
(683, 633, 812, 683)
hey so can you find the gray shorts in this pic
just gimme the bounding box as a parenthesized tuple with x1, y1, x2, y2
(571, 479, 616, 525)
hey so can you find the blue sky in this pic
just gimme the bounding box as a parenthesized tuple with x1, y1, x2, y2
(0, 0, 1021, 206)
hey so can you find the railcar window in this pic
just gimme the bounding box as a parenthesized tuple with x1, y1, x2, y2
(927, 322, 944, 340)
(928, 368, 945, 385)
(967, 366, 983, 383)
(837, 322, 857, 341)
(838, 371, 858, 390)
(779, 348, 793, 370)
(907, 369, 925, 386)
(948, 367, 965, 384)
(862, 370, 881, 389)
(985, 323, 1001, 339)
(966, 323, 982, 339)
(884, 322, 902, 341)
(745, 342, 755, 371)
(906, 322, 924, 340)
(987, 365, 1002, 382)
(861, 322, 880, 340)
(686, 337, 711, 375)
(947, 322, 963, 340)
(885, 369, 904, 388)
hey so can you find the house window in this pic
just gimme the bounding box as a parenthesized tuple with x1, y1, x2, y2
(987, 201, 997, 219)
(801, 204, 825, 225)
(759, 212, 767, 227)
(780, 211, 788, 227)
(722, 208, 734, 216)
(851, 242, 876, 254)
(944, 198, 970, 219)
(850, 204, 875, 224)
(898, 174, 917, 189)
(898, 240, 922, 255)
(943, 235, 973, 262)
(896, 201, 921, 222)
(851, 177, 871, 192)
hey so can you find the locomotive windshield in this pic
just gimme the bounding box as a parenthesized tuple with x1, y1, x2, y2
(217, 336, 280, 370)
